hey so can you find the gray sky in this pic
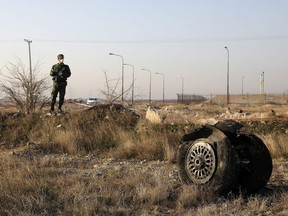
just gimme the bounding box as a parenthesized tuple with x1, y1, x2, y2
(0, 0, 287, 100)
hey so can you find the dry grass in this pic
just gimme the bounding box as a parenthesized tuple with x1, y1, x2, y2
(0, 110, 186, 161)
(1, 103, 288, 215)
(262, 134, 288, 158)
(177, 185, 217, 209)
(0, 153, 178, 215)
(109, 120, 178, 162)
(1, 150, 287, 215)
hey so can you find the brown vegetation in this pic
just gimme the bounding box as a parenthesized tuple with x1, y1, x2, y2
(0, 102, 288, 215)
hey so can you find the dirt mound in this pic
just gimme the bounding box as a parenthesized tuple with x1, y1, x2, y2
(84, 103, 140, 128)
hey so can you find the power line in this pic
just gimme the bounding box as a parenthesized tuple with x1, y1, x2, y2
(1, 35, 288, 44)
(32, 35, 288, 44)
(0, 39, 23, 44)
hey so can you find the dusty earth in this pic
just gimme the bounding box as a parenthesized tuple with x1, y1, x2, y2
(5, 143, 288, 215)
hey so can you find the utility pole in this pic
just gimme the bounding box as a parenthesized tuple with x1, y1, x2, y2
(178, 76, 184, 103)
(24, 39, 33, 112)
(24, 39, 33, 85)
(260, 72, 264, 94)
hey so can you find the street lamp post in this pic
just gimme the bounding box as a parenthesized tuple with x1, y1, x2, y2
(155, 72, 165, 103)
(123, 63, 135, 104)
(141, 68, 152, 104)
(260, 71, 264, 94)
(178, 76, 184, 103)
(109, 53, 124, 102)
(224, 46, 230, 104)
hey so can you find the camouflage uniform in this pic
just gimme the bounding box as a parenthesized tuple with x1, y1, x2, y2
(50, 54, 71, 112)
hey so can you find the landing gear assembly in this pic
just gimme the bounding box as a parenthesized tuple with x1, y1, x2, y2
(177, 120, 273, 194)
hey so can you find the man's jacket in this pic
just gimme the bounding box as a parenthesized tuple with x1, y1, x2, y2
(50, 63, 71, 83)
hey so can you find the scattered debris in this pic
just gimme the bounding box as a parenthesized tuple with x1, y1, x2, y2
(145, 106, 162, 123)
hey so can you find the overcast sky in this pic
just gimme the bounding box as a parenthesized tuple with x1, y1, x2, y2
(0, 0, 287, 100)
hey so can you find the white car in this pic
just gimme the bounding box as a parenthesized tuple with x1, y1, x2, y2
(86, 98, 100, 105)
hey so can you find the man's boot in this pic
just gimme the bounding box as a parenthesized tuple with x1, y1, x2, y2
(58, 104, 62, 113)
(50, 104, 55, 113)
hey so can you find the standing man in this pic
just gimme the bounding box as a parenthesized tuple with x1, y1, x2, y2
(50, 54, 71, 113)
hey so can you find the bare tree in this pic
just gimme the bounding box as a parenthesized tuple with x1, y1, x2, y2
(0, 58, 50, 113)
(100, 70, 133, 104)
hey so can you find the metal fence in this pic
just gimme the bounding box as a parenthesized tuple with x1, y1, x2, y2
(176, 94, 207, 104)
(177, 93, 288, 105)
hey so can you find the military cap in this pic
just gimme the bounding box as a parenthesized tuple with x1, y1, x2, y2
(57, 54, 64, 59)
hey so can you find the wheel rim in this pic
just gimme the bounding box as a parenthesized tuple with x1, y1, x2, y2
(185, 140, 216, 184)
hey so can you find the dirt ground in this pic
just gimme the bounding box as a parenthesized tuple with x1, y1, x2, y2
(4, 144, 288, 215)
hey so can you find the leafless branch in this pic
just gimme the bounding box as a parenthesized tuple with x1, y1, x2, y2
(100, 69, 133, 103)
(0, 58, 49, 113)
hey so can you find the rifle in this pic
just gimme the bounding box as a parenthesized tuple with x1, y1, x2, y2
(53, 67, 66, 82)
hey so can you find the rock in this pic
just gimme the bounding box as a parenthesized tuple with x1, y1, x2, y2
(145, 106, 162, 123)
(197, 118, 218, 126)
